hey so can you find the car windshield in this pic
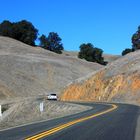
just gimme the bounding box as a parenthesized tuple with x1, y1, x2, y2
(50, 94, 56, 96)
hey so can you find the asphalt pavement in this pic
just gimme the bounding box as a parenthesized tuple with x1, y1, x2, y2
(0, 102, 139, 140)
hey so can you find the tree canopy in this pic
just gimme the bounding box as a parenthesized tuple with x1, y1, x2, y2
(121, 25, 140, 56)
(0, 20, 38, 46)
(0, 20, 13, 37)
(132, 26, 140, 50)
(122, 48, 133, 56)
(39, 32, 64, 54)
(39, 34, 48, 48)
(78, 43, 107, 65)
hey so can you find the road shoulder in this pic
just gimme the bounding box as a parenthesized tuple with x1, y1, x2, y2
(135, 109, 140, 140)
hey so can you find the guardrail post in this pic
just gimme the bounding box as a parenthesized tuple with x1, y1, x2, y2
(40, 102, 44, 113)
(0, 105, 2, 117)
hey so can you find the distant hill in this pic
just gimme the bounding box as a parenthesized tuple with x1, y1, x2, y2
(103, 54, 120, 63)
(62, 51, 120, 63)
(0, 36, 103, 99)
(62, 51, 78, 58)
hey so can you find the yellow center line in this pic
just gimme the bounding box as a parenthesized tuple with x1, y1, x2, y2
(25, 104, 117, 140)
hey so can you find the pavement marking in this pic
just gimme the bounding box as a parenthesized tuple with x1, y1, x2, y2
(25, 104, 118, 140)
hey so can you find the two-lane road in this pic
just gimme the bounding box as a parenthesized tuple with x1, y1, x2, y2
(0, 102, 139, 140)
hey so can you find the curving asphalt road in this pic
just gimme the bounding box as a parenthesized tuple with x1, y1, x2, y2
(0, 102, 139, 140)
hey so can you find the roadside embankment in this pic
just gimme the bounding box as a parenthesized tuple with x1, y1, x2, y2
(0, 98, 91, 130)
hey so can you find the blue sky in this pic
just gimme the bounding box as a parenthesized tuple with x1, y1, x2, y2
(0, 0, 140, 54)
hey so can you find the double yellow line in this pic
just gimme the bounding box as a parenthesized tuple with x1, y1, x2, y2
(25, 104, 117, 140)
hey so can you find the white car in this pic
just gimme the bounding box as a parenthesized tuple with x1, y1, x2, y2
(47, 94, 57, 100)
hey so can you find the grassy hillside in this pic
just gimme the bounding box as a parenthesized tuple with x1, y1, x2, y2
(0, 36, 103, 99)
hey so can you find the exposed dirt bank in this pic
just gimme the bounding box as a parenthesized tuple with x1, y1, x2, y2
(61, 50, 140, 106)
